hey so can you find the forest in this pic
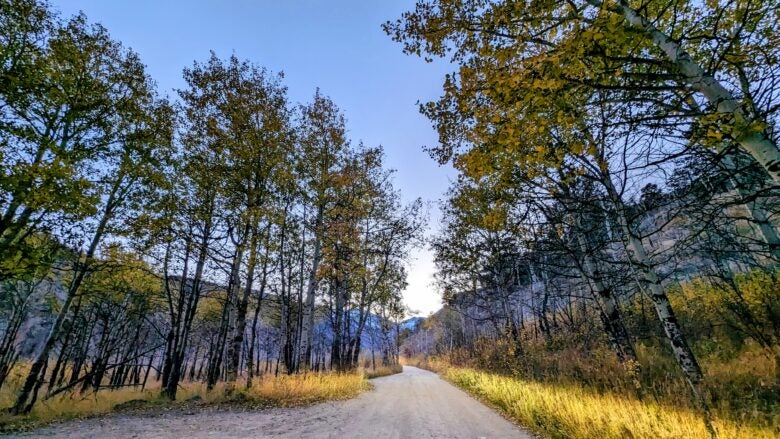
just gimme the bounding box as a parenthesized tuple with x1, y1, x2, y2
(0, 0, 423, 423)
(1, 0, 780, 438)
(387, 0, 780, 438)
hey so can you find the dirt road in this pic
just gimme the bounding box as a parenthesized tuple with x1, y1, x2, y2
(15, 366, 532, 438)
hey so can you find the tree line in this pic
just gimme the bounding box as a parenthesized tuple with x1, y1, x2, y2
(385, 0, 779, 435)
(0, 0, 423, 415)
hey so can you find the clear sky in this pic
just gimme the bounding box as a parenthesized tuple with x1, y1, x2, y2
(51, 0, 454, 316)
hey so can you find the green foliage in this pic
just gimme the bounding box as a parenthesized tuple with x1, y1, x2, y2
(0, 0, 172, 278)
(81, 245, 161, 309)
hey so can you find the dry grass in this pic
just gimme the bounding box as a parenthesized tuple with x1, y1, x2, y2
(445, 368, 776, 439)
(0, 382, 161, 431)
(363, 364, 403, 379)
(179, 372, 370, 407)
(401, 355, 449, 373)
(0, 367, 368, 432)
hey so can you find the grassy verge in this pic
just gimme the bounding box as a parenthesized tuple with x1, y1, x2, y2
(363, 364, 403, 379)
(0, 372, 369, 433)
(444, 367, 775, 439)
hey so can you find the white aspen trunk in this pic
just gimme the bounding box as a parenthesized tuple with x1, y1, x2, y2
(747, 200, 780, 261)
(603, 178, 703, 380)
(716, 153, 780, 261)
(298, 207, 324, 370)
(224, 243, 244, 388)
(576, 233, 638, 365)
(230, 230, 258, 385)
(587, 0, 780, 183)
(602, 175, 717, 437)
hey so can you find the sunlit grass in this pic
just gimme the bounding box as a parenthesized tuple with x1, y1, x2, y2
(445, 368, 776, 439)
(0, 364, 368, 432)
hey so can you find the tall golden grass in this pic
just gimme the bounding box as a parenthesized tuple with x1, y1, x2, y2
(445, 368, 775, 439)
(181, 372, 370, 407)
(0, 366, 368, 431)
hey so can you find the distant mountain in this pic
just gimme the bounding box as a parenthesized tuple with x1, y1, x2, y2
(400, 316, 425, 332)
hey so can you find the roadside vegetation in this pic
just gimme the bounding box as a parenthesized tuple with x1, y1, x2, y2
(388, 0, 780, 438)
(445, 368, 774, 439)
(2, 0, 780, 437)
(402, 270, 779, 439)
(0, 0, 419, 427)
(364, 364, 404, 379)
(0, 367, 368, 432)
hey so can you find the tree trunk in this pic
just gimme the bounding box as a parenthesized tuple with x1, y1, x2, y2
(228, 228, 258, 386)
(10, 186, 116, 414)
(298, 208, 324, 371)
(591, 0, 780, 183)
(576, 233, 639, 365)
(165, 213, 213, 400)
(247, 247, 270, 388)
(603, 176, 716, 437)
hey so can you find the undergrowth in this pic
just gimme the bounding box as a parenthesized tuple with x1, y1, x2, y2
(445, 367, 775, 439)
(363, 364, 403, 379)
(0, 370, 369, 432)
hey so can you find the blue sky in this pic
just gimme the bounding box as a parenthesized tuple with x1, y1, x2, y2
(52, 0, 454, 315)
